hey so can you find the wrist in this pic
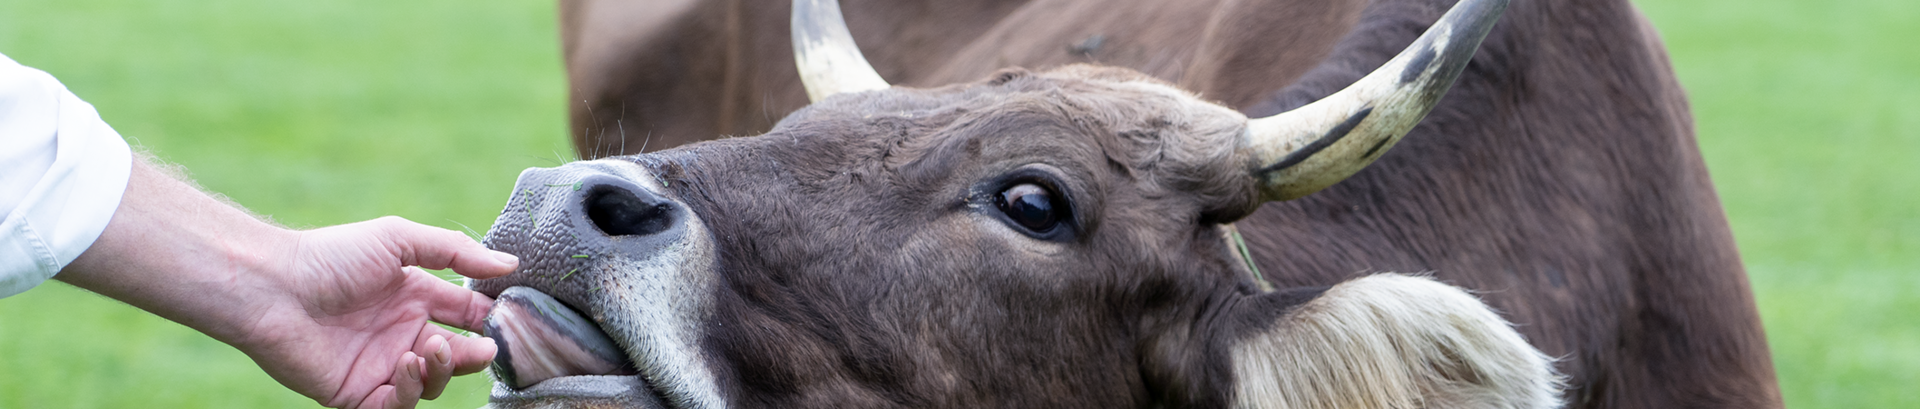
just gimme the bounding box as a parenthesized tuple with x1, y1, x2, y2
(199, 223, 303, 347)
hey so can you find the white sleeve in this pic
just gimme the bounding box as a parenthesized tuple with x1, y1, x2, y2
(0, 53, 133, 298)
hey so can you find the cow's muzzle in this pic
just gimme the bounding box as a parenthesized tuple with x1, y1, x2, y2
(473, 159, 724, 408)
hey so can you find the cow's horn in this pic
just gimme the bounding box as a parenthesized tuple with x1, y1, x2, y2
(1245, 0, 1507, 201)
(792, 0, 890, 102)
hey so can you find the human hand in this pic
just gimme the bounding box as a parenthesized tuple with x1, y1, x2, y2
(235, 217, 518, 408)
(57, 160, 519, 408)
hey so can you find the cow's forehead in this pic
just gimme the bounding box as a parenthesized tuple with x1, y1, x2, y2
(741, 65, 1267, 220)
(791, 66, 1242, 130)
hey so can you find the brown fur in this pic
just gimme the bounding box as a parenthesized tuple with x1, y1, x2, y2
(648, 68, 1256, 406)
(481, 60, 1556, 407)
(553, 0, 1779, 407)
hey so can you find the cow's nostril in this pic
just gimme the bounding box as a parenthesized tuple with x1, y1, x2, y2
(585, 186, 676, 237)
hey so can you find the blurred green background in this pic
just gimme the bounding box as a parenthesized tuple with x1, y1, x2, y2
(0, 0, 1912, 407)
(0, 0, 564, 407)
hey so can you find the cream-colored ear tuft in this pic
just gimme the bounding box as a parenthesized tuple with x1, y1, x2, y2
(1231, 273, 1563, 409)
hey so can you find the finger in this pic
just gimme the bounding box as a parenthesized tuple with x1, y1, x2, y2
(449, 332, 500, 376)
(419, 334, 454, 400)
(370, 216, 518, 279)
(419, 323, 498, 376)
(357, 385, 396, 409)
(376, 352, 426, 409)
(405, 267, 497, 331)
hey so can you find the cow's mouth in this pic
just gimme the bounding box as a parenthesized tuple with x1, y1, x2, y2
(483, 286, 669, 407)
(485, 286, 637, 388)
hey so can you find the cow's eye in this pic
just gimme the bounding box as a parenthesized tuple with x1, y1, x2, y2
(996, 183, 1062, 233)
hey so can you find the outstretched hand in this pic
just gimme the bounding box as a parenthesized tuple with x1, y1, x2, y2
(57, 159, 518, 409)
(240, 217, 516, 408)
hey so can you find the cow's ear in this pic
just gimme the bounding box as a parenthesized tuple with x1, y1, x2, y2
(1229, 274, 1563, 409)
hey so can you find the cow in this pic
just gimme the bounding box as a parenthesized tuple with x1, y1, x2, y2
(472, 0, 1780, 407)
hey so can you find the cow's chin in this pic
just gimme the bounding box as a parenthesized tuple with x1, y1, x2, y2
(481, 287, 671, 409)
(485, 375, 668, 409)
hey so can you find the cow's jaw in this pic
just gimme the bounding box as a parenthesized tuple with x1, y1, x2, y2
(473, 159, 725, 409)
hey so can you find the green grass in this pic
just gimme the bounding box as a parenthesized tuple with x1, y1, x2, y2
(1634, 0, 1920, 406)
(0, 0, 1914, 407)
(0, 0, 566, 407)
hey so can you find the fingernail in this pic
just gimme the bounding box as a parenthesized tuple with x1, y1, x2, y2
(414, 357, 426, 380)
(435, 337, 451, 364)
(478, 336, 498, 354)
(491, 251, 519, 266)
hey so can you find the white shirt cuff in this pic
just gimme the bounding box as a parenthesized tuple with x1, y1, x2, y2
(0, 54, 133, 298)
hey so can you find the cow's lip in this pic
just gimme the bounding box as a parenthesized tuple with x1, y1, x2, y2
(483, 286, 674, 408)
(487, 375, 670, 408)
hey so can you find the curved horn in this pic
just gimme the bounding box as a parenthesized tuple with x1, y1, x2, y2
(792, 0, 891, 102)
(1246, 0, 1509, 201)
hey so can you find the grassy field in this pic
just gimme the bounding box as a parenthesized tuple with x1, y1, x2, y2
(0, 0, 1913, 407)
(0, 0, 565, 407)
(1635, 0, 1920, 406)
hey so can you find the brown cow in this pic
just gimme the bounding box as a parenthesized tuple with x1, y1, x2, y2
(476, 0, 1778, 407)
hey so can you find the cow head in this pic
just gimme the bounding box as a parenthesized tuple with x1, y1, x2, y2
(471, 0, 1558, 408)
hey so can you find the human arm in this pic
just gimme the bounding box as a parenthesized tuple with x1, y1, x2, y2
(54, 158, 517, 408)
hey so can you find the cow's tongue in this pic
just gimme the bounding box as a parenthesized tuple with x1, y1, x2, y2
(484, 286, 637, 389)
